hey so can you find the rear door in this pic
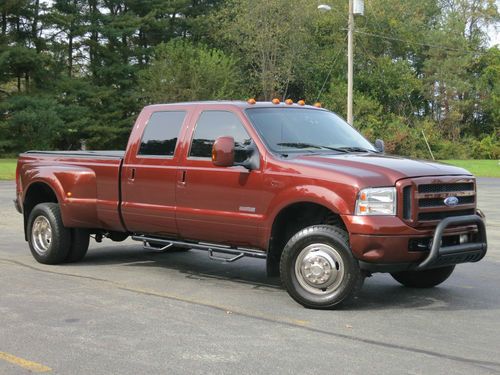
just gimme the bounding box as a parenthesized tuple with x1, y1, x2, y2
(121, 106, 191, 236)
(175, 105, 267, 248)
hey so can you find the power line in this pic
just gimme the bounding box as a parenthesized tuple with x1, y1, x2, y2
(316, 34, 348, 102)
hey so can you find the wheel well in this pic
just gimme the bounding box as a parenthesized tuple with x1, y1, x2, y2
(23, 182, 58, 240)
(267, 202, 347, 277)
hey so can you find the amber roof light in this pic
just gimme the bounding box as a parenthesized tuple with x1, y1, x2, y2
(314, 102, 322, 108)
(272, 98, 281, 105)
(297, 100, 305, 106)
(247, 98, 256, 105)
(285, 99, 293, 105)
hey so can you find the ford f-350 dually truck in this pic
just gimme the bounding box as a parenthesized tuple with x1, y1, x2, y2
(15, 100, 487, 309)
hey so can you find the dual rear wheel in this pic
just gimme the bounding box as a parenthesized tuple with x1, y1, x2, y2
(28, 203, 89, 265)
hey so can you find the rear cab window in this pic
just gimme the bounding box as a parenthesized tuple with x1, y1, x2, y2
(138, 111, 186, 157)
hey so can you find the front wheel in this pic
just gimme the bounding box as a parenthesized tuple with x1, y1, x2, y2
(280, 225, 364, 309)
(391, 266, 455, 288)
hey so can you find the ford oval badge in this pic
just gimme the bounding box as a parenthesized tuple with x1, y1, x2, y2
(444, 196, 459, 207)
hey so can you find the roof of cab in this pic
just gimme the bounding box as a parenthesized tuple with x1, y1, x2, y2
(143, 100, 325, 110)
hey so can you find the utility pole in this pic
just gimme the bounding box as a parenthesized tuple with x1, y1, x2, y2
(347, 0, 354, 125)
(319, 1, 362, 125)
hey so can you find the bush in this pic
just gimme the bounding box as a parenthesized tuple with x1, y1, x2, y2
(470, 135, 500, 159)
(432, 140, 470, 160)
(0, 95, 64, 153)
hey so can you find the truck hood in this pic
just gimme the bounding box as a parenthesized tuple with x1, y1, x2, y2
(287, 153, 471, 186)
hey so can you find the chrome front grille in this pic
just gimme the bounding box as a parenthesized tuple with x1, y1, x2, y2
(418, 195, 475, 208)
(418, 183, 474, 193)
(418, 209, 476, 221)
(399, 177, 477, 226)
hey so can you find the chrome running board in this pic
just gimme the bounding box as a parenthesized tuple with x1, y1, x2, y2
(131, 235, 267, 263)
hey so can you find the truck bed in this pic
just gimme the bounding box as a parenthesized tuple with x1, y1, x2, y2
(18, 150, 125, 232)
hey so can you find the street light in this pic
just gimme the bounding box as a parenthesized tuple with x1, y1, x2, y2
(318, 1, 363, 125)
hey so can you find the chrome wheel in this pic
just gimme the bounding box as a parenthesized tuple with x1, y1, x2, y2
(294, 243, 345, 295)
(31, 216, 52, 255)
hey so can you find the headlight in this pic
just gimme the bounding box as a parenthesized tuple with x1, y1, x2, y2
(355, 187, 396, 216)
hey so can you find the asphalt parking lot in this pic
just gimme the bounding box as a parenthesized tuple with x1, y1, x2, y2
(1, 179, 499, 374)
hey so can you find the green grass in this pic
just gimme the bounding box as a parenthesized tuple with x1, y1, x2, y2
(0, 159, 17, 180)
(440, 160, 500, 178)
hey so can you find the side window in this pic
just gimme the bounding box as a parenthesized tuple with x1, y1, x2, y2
(138, 111, 186, 156)
(189, 111, 252, 162)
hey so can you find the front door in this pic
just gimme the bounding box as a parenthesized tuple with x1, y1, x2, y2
(175, 107, 266, 248)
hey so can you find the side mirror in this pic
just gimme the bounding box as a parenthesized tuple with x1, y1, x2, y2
(236, 141, 260, 170)
(375, 139, 385, 153)
(212, 136, 235, 167)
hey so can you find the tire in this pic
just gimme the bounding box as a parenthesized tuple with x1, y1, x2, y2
(27, 203, 71, 264)
(65, 228, 90, 263)
(280, 225, 364, 309)
(391, 266, 455, 288)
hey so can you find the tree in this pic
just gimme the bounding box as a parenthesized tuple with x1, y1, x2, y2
(0, 0, 498, 158)
(475, 46, 500, 136)
(422, 0, 499, 140)
(0, 94, 63, 152)
(138, 39, 242, 103)
(47, 0, 88, 77)
(0, 46, 43, 91)
(213, 0, 314, 100)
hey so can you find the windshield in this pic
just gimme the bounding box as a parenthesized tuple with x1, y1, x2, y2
(245, 108, 377, 154)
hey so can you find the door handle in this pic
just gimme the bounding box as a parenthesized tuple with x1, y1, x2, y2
(178, 170, 187, 186)
(129, 168, 136, 181)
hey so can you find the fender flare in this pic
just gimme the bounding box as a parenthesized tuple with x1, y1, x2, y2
(263, 184, 353, 244)
(22, 165, 97, 228)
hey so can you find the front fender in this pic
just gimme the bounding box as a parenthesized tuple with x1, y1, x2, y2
(262, 184, 355, 242)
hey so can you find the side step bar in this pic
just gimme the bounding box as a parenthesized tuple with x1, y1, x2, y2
(131, 235, 267, 263)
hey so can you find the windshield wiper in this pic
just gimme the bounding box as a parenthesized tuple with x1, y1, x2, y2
(336, 146, 379, 153)
(276, 142, 349, 153)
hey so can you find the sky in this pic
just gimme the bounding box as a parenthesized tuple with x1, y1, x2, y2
(489, 26, 499, 46)
(489, 0, 500, 46)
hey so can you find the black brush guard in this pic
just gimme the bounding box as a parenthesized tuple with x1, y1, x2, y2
(415, 214, 487, 270)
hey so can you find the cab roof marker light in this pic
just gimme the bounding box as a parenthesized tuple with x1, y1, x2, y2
(272, 98, 281, 105)
(314, 102, 322, 108)
(297, 100, 306, 106)
(247, 98, 256, 105)
(285, 99, 293, 105)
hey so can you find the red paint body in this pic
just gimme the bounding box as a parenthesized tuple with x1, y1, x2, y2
(16, 102, 479, 265)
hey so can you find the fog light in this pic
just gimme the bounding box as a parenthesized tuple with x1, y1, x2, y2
(459, 234, 468, 244)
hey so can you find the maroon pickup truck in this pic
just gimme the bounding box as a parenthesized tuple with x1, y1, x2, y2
(15, 100, 487, 309)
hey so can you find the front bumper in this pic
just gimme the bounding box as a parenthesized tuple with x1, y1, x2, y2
(343, 212, 487, 273)
(414, 214, 486, 270)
